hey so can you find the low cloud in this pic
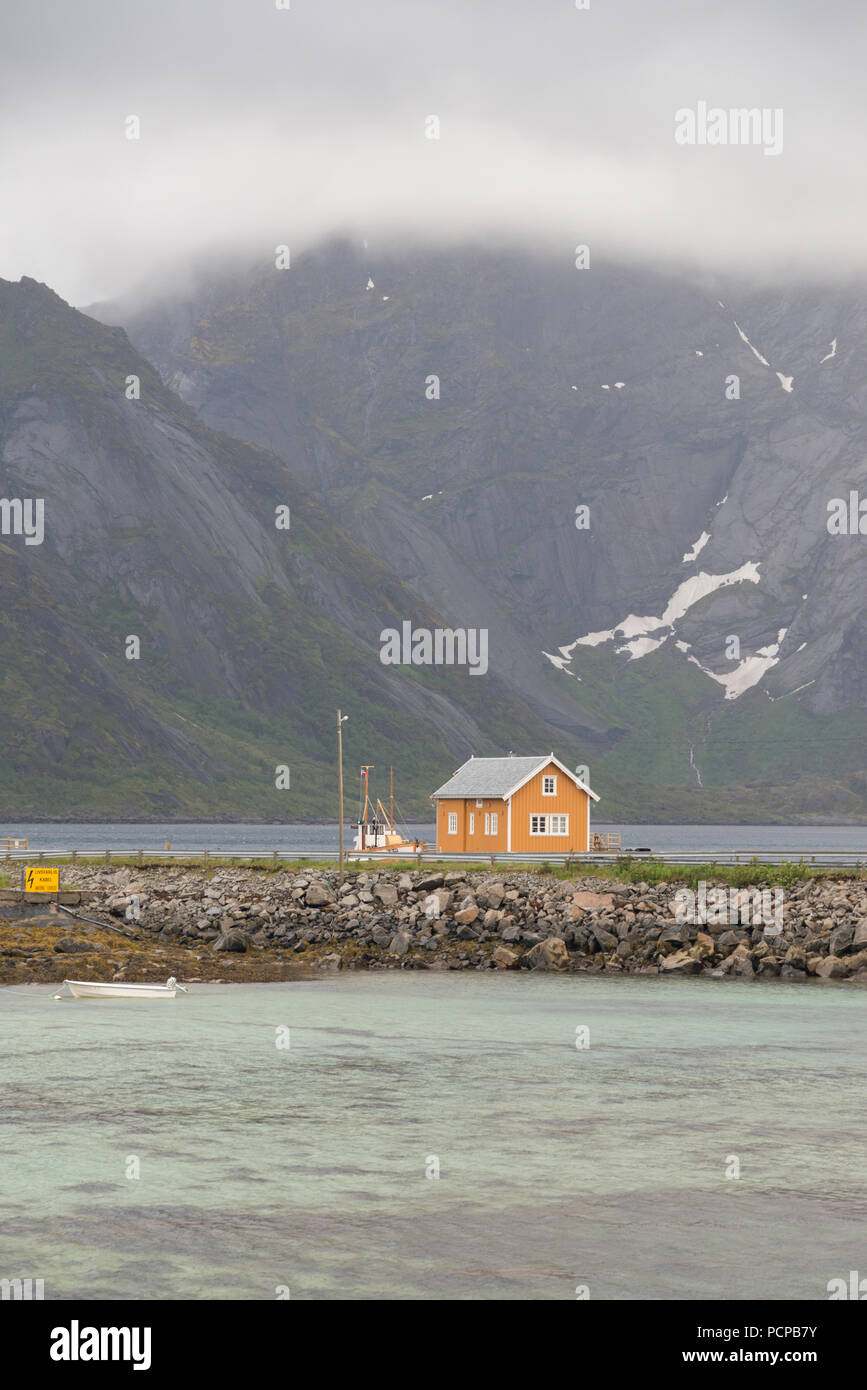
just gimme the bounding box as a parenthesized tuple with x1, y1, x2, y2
(1, 0, 865, 302)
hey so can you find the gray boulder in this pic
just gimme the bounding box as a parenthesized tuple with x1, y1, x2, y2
(524, 937, 569, 971)
(829, 924, 854, 955)
(659, 949, 701, 974)
(815, 955, 847, 979)
(592, 926, 619, 949)
(415, 874, 444, 892)
(852, 920, 867, 947)
(728, 945, 755, 978)
(305, 883, 335, 907)
(212, 930, 248, 952)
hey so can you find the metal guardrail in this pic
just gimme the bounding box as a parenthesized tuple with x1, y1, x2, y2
(2, 847, 867, 868)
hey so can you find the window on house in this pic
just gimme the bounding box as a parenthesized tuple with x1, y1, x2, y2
(490, 812, 498, 835)
(484, 813, 490, 834)
(531, 813, 568, 835)
(448, 813, 458, 834)
(542, 775, 557, 796)
(476, 799, 484, 808)
(469, 813, 475, 835)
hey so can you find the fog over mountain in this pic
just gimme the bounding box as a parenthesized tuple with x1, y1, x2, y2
(2, 0, 866, 303)
(3, 2, 867, 822)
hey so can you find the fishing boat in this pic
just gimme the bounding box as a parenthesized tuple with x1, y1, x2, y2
(351, 765, 425, 856)
(55, 976, 188, 1000)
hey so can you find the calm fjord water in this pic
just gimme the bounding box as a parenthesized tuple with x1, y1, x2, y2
(1, 973, 865, 1300)
(3, 821, 867, 855)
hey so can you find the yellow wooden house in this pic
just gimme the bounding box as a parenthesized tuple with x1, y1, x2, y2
(431, 754, 599, 854)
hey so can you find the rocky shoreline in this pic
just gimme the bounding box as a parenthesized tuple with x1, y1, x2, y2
(4, 865, 867, 986)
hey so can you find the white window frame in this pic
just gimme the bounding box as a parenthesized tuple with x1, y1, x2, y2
(542, 775, 557, 796)
(490, 812, 498, 835)
(530, 813, 569, 836)
(469, 813, 475, 835)
(484, 813, 490, 835)
(448, 812, 458, 835)
(475, 799, 484, 808)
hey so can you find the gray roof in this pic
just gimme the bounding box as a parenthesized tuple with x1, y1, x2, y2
(431, 756, 550, 800)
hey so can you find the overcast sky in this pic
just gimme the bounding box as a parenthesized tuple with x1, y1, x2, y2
(1, 0, 865, 304)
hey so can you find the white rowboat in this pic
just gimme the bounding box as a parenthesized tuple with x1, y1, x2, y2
(57, 976, 188, 1000)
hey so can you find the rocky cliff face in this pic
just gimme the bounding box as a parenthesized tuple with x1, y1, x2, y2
(87, 242, 867, 819)
(0, 275, 582, 819)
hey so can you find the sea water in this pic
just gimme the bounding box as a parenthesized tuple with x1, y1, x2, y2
(1, 973, 865, 1300)
(3, 822, 867, 856)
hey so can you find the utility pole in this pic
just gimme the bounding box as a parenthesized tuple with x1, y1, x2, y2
(337, 710, 348, 884)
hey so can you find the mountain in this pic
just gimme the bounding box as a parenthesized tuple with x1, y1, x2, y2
(0, 275, 592, 820)
(86, 241, 867, 822)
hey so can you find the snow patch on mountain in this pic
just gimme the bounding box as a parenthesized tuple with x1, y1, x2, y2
(682, 531, 710, 563)
(688, 628, 788, 700)
(616, 635, 667, 659)
(543, 650, 573, 671)
(551, 564, 776, 696)
(733, 321, 770, 367)
(733, 318, 794, 391)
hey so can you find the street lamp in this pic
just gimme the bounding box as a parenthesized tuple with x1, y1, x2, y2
(337, 711, 349, 884)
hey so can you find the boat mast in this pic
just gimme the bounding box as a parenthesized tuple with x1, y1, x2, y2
(360, 765, 374, 823)
(389, 766, 394, 828)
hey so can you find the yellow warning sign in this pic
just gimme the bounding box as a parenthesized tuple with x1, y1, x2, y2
(25, 867, 59, 893)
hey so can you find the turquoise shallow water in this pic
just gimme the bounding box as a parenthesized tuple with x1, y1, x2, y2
(1, 973, 865, 1300)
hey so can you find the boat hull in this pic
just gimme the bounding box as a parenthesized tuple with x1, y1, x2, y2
(347, 850, 420, 860)
(63, 979, 177, 999)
